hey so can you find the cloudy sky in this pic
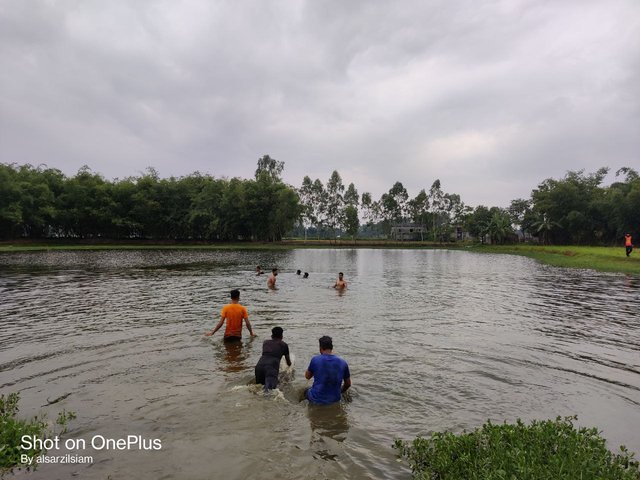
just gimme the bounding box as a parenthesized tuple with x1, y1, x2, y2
(1, 0, 638, 207)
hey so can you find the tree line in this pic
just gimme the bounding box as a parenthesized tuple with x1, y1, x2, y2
(0, 156, 298, 241)
(1, 156, 638, 244)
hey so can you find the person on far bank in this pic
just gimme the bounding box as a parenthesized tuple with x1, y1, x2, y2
(304, 336, 351, 405)
(204, 289, 256, 341)
(333, 272, 347, 289)
(267, 268, 278, 289)
(625, 233, 633, 257)
(255, 327, 292, 391)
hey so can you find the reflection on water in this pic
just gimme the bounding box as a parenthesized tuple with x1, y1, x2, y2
(0, 249, 639, 479)
(309, 402, 350, 442)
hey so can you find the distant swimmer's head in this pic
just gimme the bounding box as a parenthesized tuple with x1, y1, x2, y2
(296, 270, 301, 275)
(256, 265, 262, 271)
(319, 335, 333, 352)
(303, 272, 309, 278)
(271, 327, 284, 339)
(230, 289, 240, 300)
(338, 272, 344, 278)
(272, 268, 278, 276)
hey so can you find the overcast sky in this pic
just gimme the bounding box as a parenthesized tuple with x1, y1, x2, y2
(1, 0, 638, 207)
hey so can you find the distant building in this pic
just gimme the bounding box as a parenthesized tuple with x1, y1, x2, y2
(390, 224, 425, 241)
(454, 225, 472, 242)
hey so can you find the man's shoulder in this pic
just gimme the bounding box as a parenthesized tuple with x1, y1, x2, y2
(223, 303, 246, 311)
(330, 354, 349, 369)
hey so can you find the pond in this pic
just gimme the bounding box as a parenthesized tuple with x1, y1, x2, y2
(1, 248, 639, 479)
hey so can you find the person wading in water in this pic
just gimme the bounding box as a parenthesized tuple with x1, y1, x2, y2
(204, 289, 256, 342)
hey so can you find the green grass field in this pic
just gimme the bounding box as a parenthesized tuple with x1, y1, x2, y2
(471, 244, 640, 275)
(1, 241, 638, 274)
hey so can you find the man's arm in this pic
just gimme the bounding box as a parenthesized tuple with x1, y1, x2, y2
(205, 316, 225, 336)
(284, 345, 292, 366)
(244, 317, 257, 337)
(341, 378, 351, 393)
(304, 370, 313, 380)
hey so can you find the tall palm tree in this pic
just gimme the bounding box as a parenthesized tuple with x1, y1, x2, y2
(487, 211, 514, 244)
(532, 214, 561, 245)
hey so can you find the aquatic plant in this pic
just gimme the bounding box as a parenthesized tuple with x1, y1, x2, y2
(0, 392, 75, 474)
(394, 416, 640, 479)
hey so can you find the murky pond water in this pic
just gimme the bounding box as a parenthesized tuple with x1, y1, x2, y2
(1, 248, 639, 479)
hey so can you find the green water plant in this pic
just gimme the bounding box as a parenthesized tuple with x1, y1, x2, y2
(0, 392, 75, 474)
(394, 416, 640, 479)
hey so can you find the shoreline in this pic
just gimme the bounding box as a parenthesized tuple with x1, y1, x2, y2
(1, 241, 638, 274)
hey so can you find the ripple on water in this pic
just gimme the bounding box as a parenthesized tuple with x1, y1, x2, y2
(1, 248, 639, 479)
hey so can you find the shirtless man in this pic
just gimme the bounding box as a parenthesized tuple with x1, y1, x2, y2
(333, 272, 347, 289)
(267, 268, 278, 289)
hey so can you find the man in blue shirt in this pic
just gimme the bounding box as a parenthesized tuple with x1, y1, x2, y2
(304, 336, 351, 405)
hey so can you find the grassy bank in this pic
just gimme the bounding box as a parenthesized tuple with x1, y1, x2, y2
(471, 244, 640, 275)
(0, 238, 452, 252)
(1, 241, 638, 274)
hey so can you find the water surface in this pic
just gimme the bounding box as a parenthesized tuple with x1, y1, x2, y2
(1, 249, 639, 479)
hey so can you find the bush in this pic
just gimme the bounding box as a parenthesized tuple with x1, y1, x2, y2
(394, 416, 640, 480)
(0, 392, 75, 474)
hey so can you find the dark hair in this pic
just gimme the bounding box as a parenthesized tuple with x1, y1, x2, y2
(319, 335, 333, 350)
(230, 289, 240, 300)
(338, 272, 344, 276)
(272, 268, 278, 273)
(271, 327, 283, 339)
(296, 270, 301, 275)
(303, 272, 309, 278)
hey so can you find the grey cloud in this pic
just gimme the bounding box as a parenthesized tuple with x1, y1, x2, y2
(1, 0, 639, 207)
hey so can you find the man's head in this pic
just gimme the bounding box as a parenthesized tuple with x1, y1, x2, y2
(303, 272, 309, 278)
(272, 268, 278, 276)
(338, 272, 344, 279)
(626, 233, 631, 237)
(256, 265, 262, 271)
(230, 289, 240, 300)
(271, 327, 283, 339)
(319, 335, 333, 352)
(296, 270, 301, 275)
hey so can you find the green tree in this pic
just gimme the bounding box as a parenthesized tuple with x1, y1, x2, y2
(487, 209, 514, 244)
(255, 154, 284, 182)
(325, 171, 345, 240)
(0, 164, 22, 238)
(407, 189, 429, 240)
(344, 205, 359, 243)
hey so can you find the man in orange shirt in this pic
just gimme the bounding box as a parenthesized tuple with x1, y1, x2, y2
(204, 289, 256, 342)
(625, 233, 633, 257)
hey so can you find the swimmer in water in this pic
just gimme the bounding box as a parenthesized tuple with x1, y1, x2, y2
(204, 289, 256, 341)
(333, 272, 347, 289)
(303, 272, 309, 279)
(256, 265, 264, 275)
(267, 268, 278, 289)
(296, 269, 301, 275)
